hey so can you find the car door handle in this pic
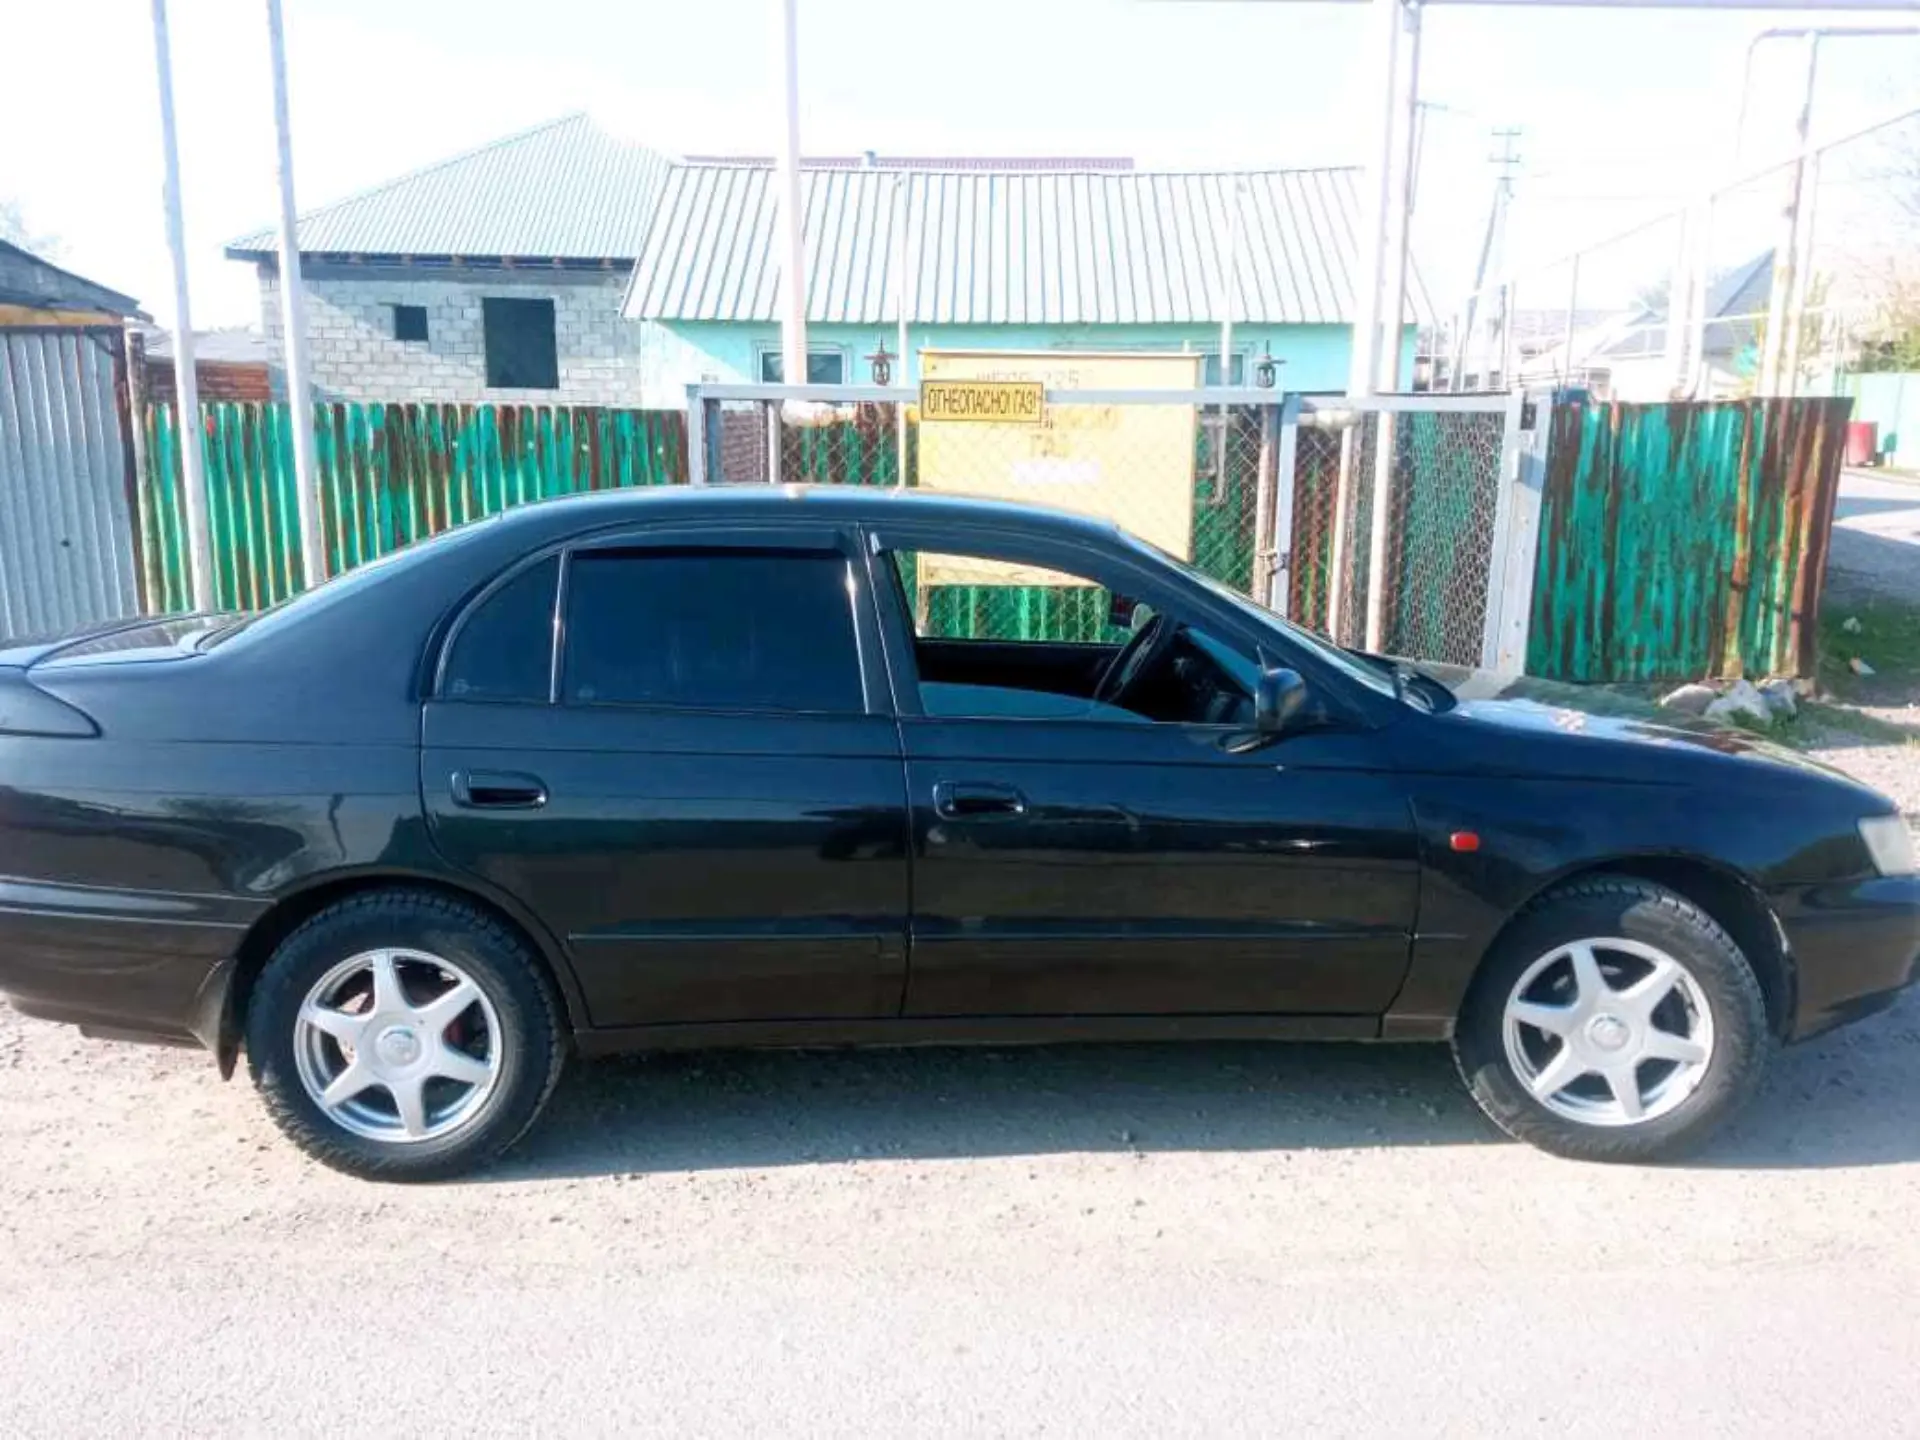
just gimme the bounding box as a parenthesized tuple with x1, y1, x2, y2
(932, 782, 1028, 819)
(451, 770, 548, 809)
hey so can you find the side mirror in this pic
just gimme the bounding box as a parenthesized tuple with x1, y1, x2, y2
(1255, 667, 1308, 734)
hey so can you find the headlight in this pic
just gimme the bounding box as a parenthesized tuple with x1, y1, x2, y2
(1858, 815, 1917, 876)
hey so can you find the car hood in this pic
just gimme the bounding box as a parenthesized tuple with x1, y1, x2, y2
(1408, 660, 1853, 787)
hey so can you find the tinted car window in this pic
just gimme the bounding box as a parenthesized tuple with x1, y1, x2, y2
(562, 551, 863, 713)
(442, 555, 558, 702)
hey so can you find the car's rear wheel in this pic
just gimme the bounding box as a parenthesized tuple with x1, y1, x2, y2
(246, 889, 565, 1181)
(1453, 878, 1771, 1162)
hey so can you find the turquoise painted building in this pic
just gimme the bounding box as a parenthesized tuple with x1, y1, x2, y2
(624, 161, 1418, 403)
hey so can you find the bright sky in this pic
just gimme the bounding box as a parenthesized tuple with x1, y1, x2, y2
(6, 0, 1917, 330)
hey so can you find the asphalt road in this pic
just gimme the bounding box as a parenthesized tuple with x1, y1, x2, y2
(1830, 469, 1920, 606)
(4, 984, 1918, 1437)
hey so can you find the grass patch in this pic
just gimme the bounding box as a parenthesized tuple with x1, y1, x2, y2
(1819, 596, 1920, 701)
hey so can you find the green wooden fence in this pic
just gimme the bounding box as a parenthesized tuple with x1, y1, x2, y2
(139, 401, 688, 612)
(1526, 398, 1850, 682)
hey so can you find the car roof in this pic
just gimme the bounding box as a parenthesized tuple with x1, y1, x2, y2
(486, 483, 1131, 545)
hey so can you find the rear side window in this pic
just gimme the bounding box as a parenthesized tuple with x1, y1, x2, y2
(561, 551, 863, 713)
(441, 556, 558, 702)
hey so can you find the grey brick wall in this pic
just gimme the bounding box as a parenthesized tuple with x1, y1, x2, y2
(255, 263, 657, 405)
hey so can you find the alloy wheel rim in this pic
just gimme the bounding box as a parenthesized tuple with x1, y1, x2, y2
(292, 948, 503, 1144)
(1501, 936, 1715, 1128)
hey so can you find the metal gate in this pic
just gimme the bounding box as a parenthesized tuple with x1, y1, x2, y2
(0, 328, 143, 637)
(686, 382, 1537, 673)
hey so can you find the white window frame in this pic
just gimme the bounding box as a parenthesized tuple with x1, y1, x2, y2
(753, 343, 851, 386)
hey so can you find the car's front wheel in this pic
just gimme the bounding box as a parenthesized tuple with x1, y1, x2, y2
(246, 889, 566, 1181)
(1454, 878, 1772, 1162)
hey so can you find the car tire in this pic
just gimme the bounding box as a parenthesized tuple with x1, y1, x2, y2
(1453, 877, 1771, 1163)
(246, 888, 566, 1182)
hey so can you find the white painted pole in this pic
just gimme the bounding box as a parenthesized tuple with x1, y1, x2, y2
(1217, 177, 1243, 486)
(1759, 33, 1818, 397)
(894, 171, 910, 486)
(149, 0, 214, 613)
(1328, 0, 1402, 646)
(1375, 0, 1420, 396)
(1346, 0, 1403, 401)
(776, 0, 808, 385)
(266, 0, 325, 588)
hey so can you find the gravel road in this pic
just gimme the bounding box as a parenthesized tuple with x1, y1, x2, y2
(4, 474, 1918, 1437)
(4, 966, 1918, 1436)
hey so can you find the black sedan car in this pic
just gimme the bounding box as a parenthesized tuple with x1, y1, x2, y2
(1, 487, 1914, 1179)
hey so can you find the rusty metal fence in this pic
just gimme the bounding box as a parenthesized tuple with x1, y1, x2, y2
(125, 385, 1844, 682)
(137, 401, 687, 612)
(1526, 398, 1849, 681)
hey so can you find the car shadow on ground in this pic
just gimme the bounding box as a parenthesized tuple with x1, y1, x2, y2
(486, 994, 1920, 1180)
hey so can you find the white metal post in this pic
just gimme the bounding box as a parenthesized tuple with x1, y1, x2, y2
(894, 172, 910, 486)
(1346, 0, 1403, 401)
(266, 0, 325, 589)
(1330, 0, 1403, 646)
(1485, 387, 1549, 676)
(1759, 33, 1817, 397)
(1268, 394, 1302, 616)
(685, 385, 708, 485)
(775, 0, 808, 386)
(149, 0, 214, 613)
(1363, 0, 1417, 653)
(1217, 177, 1243, 489)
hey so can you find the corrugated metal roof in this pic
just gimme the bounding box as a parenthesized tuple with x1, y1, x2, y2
(0, 240, 145, 318)
(624, 164, 1420, 326)
(226, 114, 673, 261)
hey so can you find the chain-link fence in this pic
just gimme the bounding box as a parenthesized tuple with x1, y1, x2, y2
(1285, 398, 1516, 666)
(691, 385, 1519, 667)
(692, 387, 1276, 645)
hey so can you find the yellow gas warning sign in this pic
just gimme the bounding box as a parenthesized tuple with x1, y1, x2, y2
(918, 378, 1045, 424)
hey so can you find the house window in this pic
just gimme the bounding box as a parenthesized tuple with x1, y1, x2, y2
(391, 304, 429, 343)
(757, 348, 846, 384)
(482, 297, 559, 389)
(1199, 350, 1247, 387)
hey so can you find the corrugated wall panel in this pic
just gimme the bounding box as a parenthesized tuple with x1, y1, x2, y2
(1525, 399, 1849, 682)
(0, 330, 141, 639)
(138, 401, 691, 613)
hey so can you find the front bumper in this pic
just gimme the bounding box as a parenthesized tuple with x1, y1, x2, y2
(0, 877, 254, 1053)
(1774, 873, 1920, 1041)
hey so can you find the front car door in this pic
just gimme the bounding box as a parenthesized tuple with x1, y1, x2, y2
(422, 521, 910, 1030)
(865, 519, 1419, 1020)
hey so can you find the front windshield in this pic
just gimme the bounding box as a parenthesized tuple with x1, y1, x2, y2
(1129, 536, 1401, 699)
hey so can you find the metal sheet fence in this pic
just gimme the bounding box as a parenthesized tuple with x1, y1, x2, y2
(1526, 398, 1849, 681)
(0, 329, 142, 637)
(139, 401, 688, 612)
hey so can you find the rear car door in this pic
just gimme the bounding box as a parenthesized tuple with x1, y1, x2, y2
(422, 523, 910, 1029)
(867, 521, 1419, 1020)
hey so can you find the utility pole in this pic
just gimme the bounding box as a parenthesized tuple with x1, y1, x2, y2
(1757, 34, 1817, 398)
(149, 0, 214, 613)
(775, 0, 808, 386)
(1450, 126, 1519, 391)
(266, 0, 325, 588)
